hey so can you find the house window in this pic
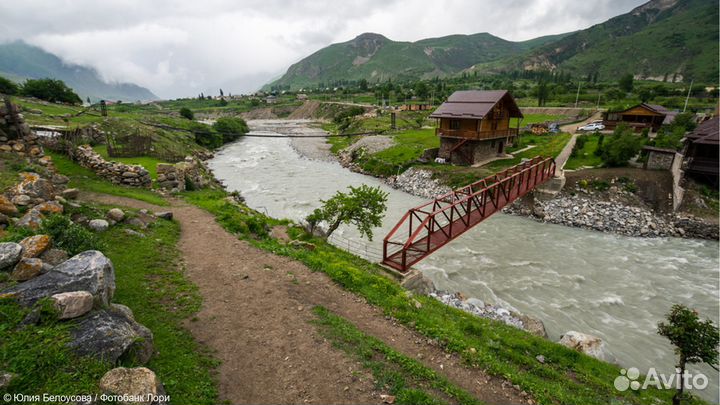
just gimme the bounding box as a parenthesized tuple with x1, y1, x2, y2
(450, 120, 461, 130)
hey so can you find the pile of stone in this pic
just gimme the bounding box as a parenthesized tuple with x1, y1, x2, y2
(387, 168, 451, 199)
(0, 99, 55, 172)
(73, 145, 151, 188)
(156, 156, 211, 192)
(0, 172, 75, 231)
(505, 193, 719, 240)
(429, 291, 548, 338)
(0, 99, 33, 141)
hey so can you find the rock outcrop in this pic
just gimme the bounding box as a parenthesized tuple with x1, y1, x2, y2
(559, 330, 606, 360)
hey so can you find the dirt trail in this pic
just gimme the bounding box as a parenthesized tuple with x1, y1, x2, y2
(80, 191, 528, 405)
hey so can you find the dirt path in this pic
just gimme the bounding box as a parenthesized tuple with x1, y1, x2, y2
(80, 191, 528, 405)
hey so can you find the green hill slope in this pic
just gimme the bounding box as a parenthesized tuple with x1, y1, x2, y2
(0, 41, 158, 102)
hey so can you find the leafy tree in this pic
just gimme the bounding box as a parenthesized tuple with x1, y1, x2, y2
(86, 96, 91, 104)
(219, 88, 224, 97)
(358, 79, 368, 91)
(306, 184, 388, 240)
(618, 74, 634, 93)
(598, 124, 644, 166)
(536, 81, 549, 106)
(0, 76, 19, 95)
(212, 117, 248, 143)
(21, 78, 81, 104)
(250, 98, 261, 107)
(179, 107, 194, 120)
(658, 304, 719, 405)
(217, 98, 228, 107)
(414, 81, 430, 101)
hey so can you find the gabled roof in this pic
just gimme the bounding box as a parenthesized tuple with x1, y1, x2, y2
(429, 90, 523, 120)
(613, 103, 669, 116)
(686, 117, 719, 145)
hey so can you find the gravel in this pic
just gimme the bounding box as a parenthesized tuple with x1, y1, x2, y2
(429, 291, 526, 330)
(387, 168, 451, 199)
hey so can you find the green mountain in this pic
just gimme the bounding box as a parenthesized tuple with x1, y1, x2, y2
(0, 41, 158, 102)
(268, 0, 717, 90)
(266, 32, 570, 90)
(474, 0, 718, 83)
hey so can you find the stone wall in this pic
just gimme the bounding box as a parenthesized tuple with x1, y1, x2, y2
(73, 145, 151, 188)
(156, 156, 211, 192)
(439, 138, 500, 165)
(670, 152, 685, 211)
(645, 150, 675, 170)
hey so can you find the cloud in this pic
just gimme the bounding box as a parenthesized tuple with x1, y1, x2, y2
(0, 0, 647, 98)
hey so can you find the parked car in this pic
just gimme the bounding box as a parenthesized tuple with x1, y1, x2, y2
(548, 123, 560, 133)
(577, 122, 605, 131)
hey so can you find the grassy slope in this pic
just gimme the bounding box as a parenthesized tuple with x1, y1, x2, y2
(48, 151, 168, 206)
(182, 188, 688, 405)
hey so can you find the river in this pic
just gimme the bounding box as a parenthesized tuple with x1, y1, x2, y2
(208, 120, 720, 402)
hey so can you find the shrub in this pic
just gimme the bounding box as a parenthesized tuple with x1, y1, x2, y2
(598, 124, 644, 167)
(571, 135, 588, 157)
(179, 107, 194, 120)
(41, 215, 104, 255)
(212, 117, 248, 143)
(0, 75, 19, 95)
(21, 78, 82, 105)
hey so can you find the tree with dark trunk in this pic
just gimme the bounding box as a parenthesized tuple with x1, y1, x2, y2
(306, 185, 388, 240)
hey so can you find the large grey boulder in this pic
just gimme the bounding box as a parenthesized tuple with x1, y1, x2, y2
(70, 306, 153, 364)
(88, 219, 109, 232)
(1, 250, 115, 307)
(0, 242, 23, 270)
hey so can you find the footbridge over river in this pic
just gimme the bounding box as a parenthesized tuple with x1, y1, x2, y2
(382, 156, 556, 272)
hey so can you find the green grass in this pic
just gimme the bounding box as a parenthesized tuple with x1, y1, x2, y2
(511, 114, 568, 127)
(312, 306, 482, 405)
(356, 129, 439, 177)
(48, 151, 168, 206)
(182, 188, 690, 405)
(565, 134, 603, 170)
(93, 145, 168, 180)
(100, 212, 218, 404)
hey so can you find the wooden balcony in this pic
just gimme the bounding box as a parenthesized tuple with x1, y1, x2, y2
(436, 128, 518, 140)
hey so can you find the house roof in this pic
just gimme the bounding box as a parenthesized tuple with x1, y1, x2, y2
(429, 90, 523, 120)
(613, 103, 668, 116)
(686, 117, 719, 145)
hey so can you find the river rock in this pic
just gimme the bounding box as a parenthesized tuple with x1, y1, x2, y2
(19, 234, 51, 258)
(0, 242, 23, 270)
(1, 250, 115, 307)
(10, 258, 43, 281)
(51, 291, 94, 319)
(107, 208, 125, 222)
(517, 314, 548, 338)
(88, 219, 109, 232)
(39, 248, 69, 266)
(99, 367, 166, 405)
(62, 188, 79, 200)
(0, 195, 18, 215)
(17, 209, 43, 229)
(69, 306, 153, 364)
(559, 331, 605, 360)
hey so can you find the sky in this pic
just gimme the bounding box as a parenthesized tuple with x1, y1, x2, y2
(0, 0, 649, 99)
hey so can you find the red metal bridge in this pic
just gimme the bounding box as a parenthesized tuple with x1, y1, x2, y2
(382, 156, 556, 272)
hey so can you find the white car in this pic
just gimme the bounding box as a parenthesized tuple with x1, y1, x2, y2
(577, 122, 605, 131)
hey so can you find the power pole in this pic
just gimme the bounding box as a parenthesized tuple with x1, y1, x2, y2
(683, 79, 694, 113)
(574, 81, 582, 108)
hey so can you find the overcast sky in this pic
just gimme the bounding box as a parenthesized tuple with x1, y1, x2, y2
(0, 0, 648, 99)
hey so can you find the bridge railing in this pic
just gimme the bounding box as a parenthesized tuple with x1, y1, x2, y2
(383, 156, 556, 271)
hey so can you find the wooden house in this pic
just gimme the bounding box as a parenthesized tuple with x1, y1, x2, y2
(602, 103, 670, 133)
(683, 116, 718, 183)
(429, 90, 522, 165)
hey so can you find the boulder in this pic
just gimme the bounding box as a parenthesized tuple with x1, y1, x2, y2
(517, 314, 548, 338)
(88, 219, 109, 232)
(0, 195, 18, 215)
(12, 173, 55, 201)
(61, 188, 79, 200)
(11, 194, 31, 206)
(1, 250, 115, 307)
(559, 331, 605, 360)
(34, 201, 64, 215)
(154, 211, 173, 220)
(50, 174, 70, 185)
(0, 242, 23, 270)
(16, 209, 43, 229)
(99, 367, 166, 405)
(69, 306, 153, 364)
(51, 291, 94, 319)
(19, 234, 51, 258)
(400, 270, 436, 296)
(39, 248, 69, 266)
(11, 258, 43, 281)
(107, 208, 125, 222)
(0, 213, 8, 226)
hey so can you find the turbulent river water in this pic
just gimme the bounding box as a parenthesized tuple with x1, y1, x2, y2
(209, 120, 720, 401)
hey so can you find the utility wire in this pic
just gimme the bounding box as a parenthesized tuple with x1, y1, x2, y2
(139, 120, 388, 138)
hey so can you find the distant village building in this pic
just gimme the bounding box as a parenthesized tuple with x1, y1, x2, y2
(398, 104, 433, 111)
(602, 103, 674, 133)
(683, 116, 719, 183)
(429, 90, 522, 165)
(265, 95, 278, 104)
(297, 93, 308, 101)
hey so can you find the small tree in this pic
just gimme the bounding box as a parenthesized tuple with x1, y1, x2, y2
(306, 185, 388, 240)
(21, 78, 82, 104)
(619, 73, 634, 93)
(179, 107, 194, 120)
(598, 124, 644, 166)
(213, 117, 248, 143)
(657, 304, 719, 405)
(0, 76, 19, 95)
